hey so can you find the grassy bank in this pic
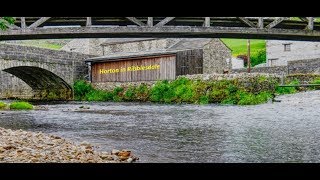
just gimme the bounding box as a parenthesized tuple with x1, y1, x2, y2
(0, 101, 33, 110)
(275, 74, 320, 95)
(221, 38, 266, 67)
(74, 75, 279, 105)
(0, 102, 7, 109)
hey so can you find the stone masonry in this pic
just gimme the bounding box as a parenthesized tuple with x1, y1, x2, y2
(0, 44, 94, 99)
(62, 38, 232, 74)
(231, 58, 320, 75)
(266, 40, 320, 66)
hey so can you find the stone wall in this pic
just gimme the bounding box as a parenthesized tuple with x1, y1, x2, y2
(203, 39, 231, 74)
(266, 40, 320, 66)
(288, 58, 320, 74)
(231, 58, 320, 75)
(0, 44, 94, 99)
(231, 66, 288, 75)
(102, 39, 179, 55)
(92, 81, 156, 91)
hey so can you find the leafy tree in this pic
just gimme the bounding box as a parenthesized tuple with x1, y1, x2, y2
(0, 17, 15, 30)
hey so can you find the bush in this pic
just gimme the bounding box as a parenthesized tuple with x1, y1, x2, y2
(135, 84, 150, 101)
(150, 80, 171, 102)
(0, 102, 7, 109)
(74, 80, 94, 100)
(237, 91, 272, 105)
(275, 79, 300, 95)
(85, 89, 113, 101)
(9, 101, 33, 110)
(112, 87, 124, 102)
(124, 87, 136, 101)
(72, 75, 279, 106)
(251, 49, 266, 67)
(310, 78, 320, 90)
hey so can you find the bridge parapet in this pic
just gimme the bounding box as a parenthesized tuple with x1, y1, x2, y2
(0, 44, 94, 100)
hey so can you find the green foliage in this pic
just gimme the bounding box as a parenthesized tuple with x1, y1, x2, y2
(150, 80, 177, 103)
(251, 49, 266, 67)
(237, 91, 272, 105)
(112, 87, 124, 102)
(0, 17, 15, 30)
(275, 79, 300, 95)
(85, 89, 113, 101)
(73, 75, 278, 106)
(124, 87, 136, 101)
(309, 78, 320, 90)
(0, 102, 7, 109)
(74, 80, 95, 100)
(221, 39, 266, 56)
(9, 101, 33, 110)
(199, 95, 209, 105)
(221, 39, 266, 67)
(135, 84, 150, 101)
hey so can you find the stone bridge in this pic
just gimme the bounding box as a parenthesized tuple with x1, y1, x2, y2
(0, 44, 93, 100)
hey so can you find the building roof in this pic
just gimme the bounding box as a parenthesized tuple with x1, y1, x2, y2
(85, 49, 186, 63)
(86, 38, 230, 63)
(100, 38, 157, 46)
(168, 38, 212, 50)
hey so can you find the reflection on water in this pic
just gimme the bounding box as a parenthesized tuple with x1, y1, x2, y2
(1, 91, 320, 163)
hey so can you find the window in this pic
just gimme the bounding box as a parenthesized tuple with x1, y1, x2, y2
(268, 58, 279, 67)
(283, 44, 291, 51)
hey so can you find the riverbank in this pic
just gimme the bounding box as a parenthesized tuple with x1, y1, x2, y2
(75, 73, 280, 105)
(0, 127, 138, 163)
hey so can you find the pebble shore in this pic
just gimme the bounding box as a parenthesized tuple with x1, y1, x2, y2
(0, 127, 138, 163)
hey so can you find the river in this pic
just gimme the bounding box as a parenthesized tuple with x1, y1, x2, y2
(1, 90, 320, 163)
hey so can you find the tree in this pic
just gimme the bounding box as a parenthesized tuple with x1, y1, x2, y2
(0, 17, 15, 30)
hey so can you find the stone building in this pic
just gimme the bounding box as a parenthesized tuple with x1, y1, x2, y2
(62, 38, 232, 74)
(266, 40, 320, 67)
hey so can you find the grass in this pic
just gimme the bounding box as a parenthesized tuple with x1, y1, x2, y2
(221, 39, 266, 56)
(19, 40, 63, 50)
(221, 38, 266, 67)
(0, 40, 64, 50)
(0, 102, 7, 109)
(9, 101, 33, 110)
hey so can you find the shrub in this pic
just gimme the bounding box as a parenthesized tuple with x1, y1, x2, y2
(74, 80, 94, 100)
(275, 79, 300, 95)
(112, 87, 124, 102)
(72, 75, 279, 106)
(124, 87, 136, 101)
(310, 78, 320, 90)
(237, 91, 272, 105)
(9, 101, 33, 110)
(199, 95, 209, 105)
(0, 102, 7, 109)
(190, 80, 210, 103)
(135, 84, 150, 101)
(150, 80, 170, 102)
(251, 49, 266, 67)
(85, 89, 113, 101)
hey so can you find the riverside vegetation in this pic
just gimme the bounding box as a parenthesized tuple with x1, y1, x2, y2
(0, 101, 33, 110)
(74, 74, 274, 105)
(74, 74, 320, 106)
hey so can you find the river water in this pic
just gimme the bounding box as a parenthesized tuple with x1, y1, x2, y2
(1, 91, 320, 163)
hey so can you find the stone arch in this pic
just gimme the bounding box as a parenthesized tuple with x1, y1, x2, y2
(3, 66, 73, 100)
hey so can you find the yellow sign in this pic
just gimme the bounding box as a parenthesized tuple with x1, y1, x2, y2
(100, 64, 160, 74)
